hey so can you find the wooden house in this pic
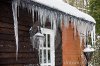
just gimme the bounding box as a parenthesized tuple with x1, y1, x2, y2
(0, 0, 96, 66)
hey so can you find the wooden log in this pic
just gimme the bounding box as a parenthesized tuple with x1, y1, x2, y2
(0, 57, 39, 64)
(0, 52, 38, 58)
(0, 33, 30, 41)
(0, 22, 29, 31)
(0, 27, 29, 37)
(0, 48, 34, 53)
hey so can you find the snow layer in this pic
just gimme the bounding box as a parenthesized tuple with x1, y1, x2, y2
(83, 45, 95, 52)
(32, 0, 96, 23)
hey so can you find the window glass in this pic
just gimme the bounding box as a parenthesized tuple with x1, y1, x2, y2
(48, 34, 50, 47)
(40, 49, 42, 63)
(48, 50, 51, 63)
(44, 50, 46, 63)
(44, 34, 46, 47)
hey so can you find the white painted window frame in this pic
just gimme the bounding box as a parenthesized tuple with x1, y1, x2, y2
(39, 28, 55, 66)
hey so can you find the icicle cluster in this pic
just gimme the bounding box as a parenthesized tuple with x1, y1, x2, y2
(12, 0, 95, 59)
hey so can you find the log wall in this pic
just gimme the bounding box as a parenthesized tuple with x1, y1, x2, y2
(0, 1, 39, 66)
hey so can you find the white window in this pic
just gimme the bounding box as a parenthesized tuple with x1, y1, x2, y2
(39, 28, 55, 66)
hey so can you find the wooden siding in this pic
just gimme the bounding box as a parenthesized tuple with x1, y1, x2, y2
(0, 1, 39, 66)
(62, 23, 86, 66)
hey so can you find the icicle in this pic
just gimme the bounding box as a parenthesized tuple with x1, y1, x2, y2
(73, 18, 77, 38)
(21, 1, 26, 8)
(63, 15, 68, 28)
(70, 17, 74, 28)
(84, 23, 88, 46)
(93, 25, 96, 46)
(53, 15, 57, 36)
(42, 9, 47, 27)
(17, 0, 20, 6)
(39, 7, 44, 24)
(40, 8, 43, 26)
(51, 12, 54, 29)
(77, 20, 80, 35)
(51, 12, 54, 28)
(66, 16, 69, 28)
(38, 8, 42, 26)
(71, 17, 74, 23)
(45, 9, 50, 24)
(67, 16, 70, 23)
(81, 21, 87, 45)
(54, 12, 57, 23)
(48, 11, 51, 22)
(56, 13, 60, 28)
(77, 20, 82, 45)
(17, 0, 20, 17)
(12, 1, 19, 60)
(64, 15, 70, 28)
(32, 6, 35, 23)
(60, 14, 63, 29)
(29, 27, 35, 49)
(27, 4, 32, 13)
(53, 12, 57, 30)
(56, 13, 59, 27)
(82, 22, 86, 39)
(80, 21, 84, 45)
(50, 11, 53, 29)
(38, 7, 40, 23)
(91, 29, 93, 46)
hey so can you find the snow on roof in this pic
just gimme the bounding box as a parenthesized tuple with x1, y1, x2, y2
(32, 0, 96, 23)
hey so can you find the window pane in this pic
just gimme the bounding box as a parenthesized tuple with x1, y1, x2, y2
(44, 50, 46, 63)
(44, 34, 46, 47)
(40, 49, 42, 63)
(48, 50, 51, 63)
(48, 34, 50, 47)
